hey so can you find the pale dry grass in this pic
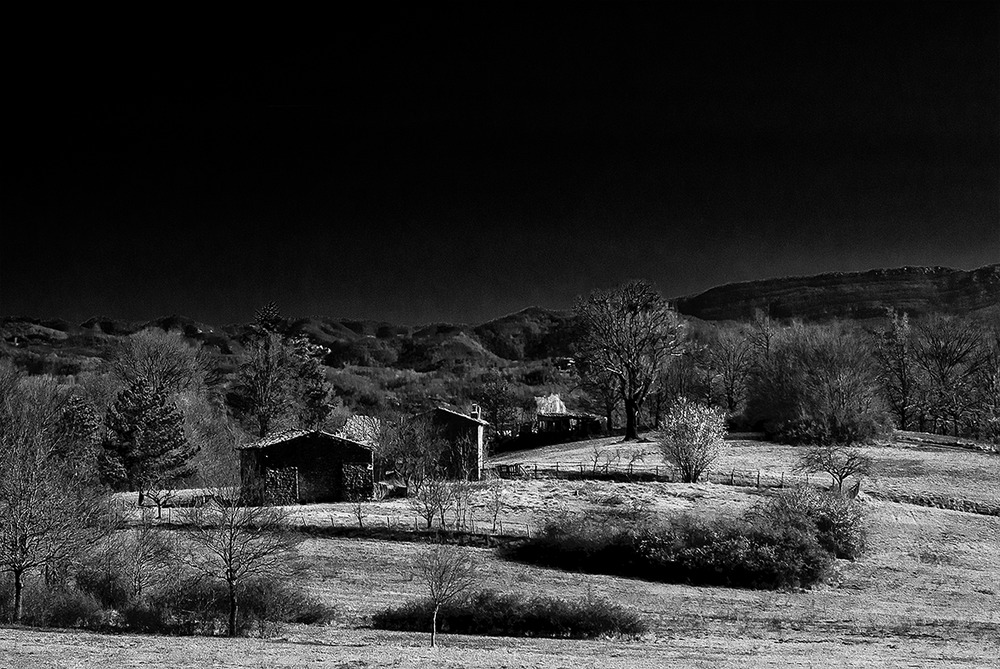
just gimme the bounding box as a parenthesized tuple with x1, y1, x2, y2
(4, 495, 998, 668)
(492, 435, 1000, 507)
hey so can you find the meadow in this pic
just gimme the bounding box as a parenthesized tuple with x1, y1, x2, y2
(3, 435, 999, 668)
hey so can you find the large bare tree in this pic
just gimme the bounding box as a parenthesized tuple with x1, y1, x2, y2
(575, 281, 685, 440)
(0, 365, 112, 622)
(111, 329, 207, 397)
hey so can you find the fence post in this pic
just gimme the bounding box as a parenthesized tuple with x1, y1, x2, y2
(756, 471, 760, 488)
(655, 466, 659, 477)
(499, 520, 503, 535)
(555, 462, 559, 474)
(731, 469, 735, 485)
(580, 464, 584, 474)
(780, 472, 784, 488)
(526, 524, 530, 539)
(535, 464, 538, 479)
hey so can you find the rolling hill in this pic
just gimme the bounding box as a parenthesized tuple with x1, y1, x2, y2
(3, 263, 998, 375)
(673, 263, 1000, 322)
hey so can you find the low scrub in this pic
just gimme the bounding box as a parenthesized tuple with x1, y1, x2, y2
(502, 488, 867, 590)
(1, 572, 335, 638)
(20, 586, 107, 630)
(373, 589, 647, 639)
(132, 576, 336, 637)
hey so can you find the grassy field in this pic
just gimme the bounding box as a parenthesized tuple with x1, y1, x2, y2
(11, 434, 1000, 667)
(493, 434, 1000, 508)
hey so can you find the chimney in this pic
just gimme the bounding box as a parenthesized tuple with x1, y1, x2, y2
(470, 404, 482, 421)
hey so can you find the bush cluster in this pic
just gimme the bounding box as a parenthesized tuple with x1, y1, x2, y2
(0, 573, 335, 638)
(503, 488, 867, 590)
(373, 589, 647, 639)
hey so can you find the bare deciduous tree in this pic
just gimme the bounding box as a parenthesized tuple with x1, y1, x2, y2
(913, 314, 985, 436)
(413, 544, 477, 647)
(409, 470, 452, 529)
(872, 310, 918, 430)
(178, 482, 299, 637)
(382, 417, 448, 494)
(657, 398, 725, 483)
(575, 281, 686, 441)
(0, 367, 113, 622)
(112, 329, 207, 397)
(797, 444, 874, 493)
(707, 326, 754, 415)
(484, 475, 508, 533)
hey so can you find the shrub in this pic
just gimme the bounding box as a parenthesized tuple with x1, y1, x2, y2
(502, 498, 857, 591)
(755, 487, 867, 559)
(20, 586, 106, 630)
(75, 567, 135, 610)
(241, 578, 337, 638)
(128, 576, 336, 637)
(373, 589, 647, 639)
(657, 399, 726, 483)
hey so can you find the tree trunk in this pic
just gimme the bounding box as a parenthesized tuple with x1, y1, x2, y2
(624, 398, 639, 441)
(138, 489, 144, 507)
(605, 406, 614, 434)
(431, 603, 439, 647)
(13, 569, 24, 623)
(228, 582, 238, 637)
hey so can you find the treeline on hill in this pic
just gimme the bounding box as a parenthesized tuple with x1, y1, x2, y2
(3, 300, 1000, 450)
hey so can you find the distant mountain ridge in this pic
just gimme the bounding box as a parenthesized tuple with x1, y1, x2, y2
(673, 263, 1000, 322)
(3, 264, 998, 373)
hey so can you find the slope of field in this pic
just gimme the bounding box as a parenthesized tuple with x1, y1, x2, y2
(492, 435, 1000, 509)
(8, 434, 1000, 668)
(4, 494, 998, 668)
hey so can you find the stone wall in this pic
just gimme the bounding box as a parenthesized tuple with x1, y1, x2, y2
(343, 463, 374, 501)
(264, 467, 298, 505)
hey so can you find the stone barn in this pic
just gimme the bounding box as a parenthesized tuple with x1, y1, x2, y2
(238, 430, 374, 505)
(424, 406, 488, 481)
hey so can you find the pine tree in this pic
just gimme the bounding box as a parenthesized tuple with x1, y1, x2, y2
(103, 382, 198, 506)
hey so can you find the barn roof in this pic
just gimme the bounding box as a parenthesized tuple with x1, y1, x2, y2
(237, 429, 372, 451)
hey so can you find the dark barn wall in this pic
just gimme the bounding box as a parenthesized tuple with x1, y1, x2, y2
(430, 411, 483, 481)
(262, 435, 373, 503)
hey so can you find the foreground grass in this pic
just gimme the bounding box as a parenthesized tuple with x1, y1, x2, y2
(2, 625, 997, 669)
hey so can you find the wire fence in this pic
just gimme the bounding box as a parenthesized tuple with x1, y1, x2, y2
(313, 513, 534, 538)
(488, 461, 823, 489)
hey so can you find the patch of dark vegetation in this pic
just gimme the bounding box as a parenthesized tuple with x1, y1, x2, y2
(501, 488, 867, 590)
(297, 524, 522, 547)
(373, 589, 647, 639)
(0, 575, 335, 638)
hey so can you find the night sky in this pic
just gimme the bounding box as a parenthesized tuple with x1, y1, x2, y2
(3, 3, 998, 326)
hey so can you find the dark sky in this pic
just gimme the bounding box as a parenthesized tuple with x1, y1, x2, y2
(3, 2, 998, 326)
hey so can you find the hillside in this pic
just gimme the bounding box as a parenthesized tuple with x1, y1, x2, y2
(4, 263, 999, 376)
(673, 263, 1000, 322)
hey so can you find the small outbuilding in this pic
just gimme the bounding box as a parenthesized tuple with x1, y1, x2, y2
(423, 406, 488, 481)
(238, 429, 374, 505)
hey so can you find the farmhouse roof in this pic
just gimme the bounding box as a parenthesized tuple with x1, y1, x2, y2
(427, 406, 489, 426)
(535, 393, 568, 415)
(238, 429, 372, 451)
